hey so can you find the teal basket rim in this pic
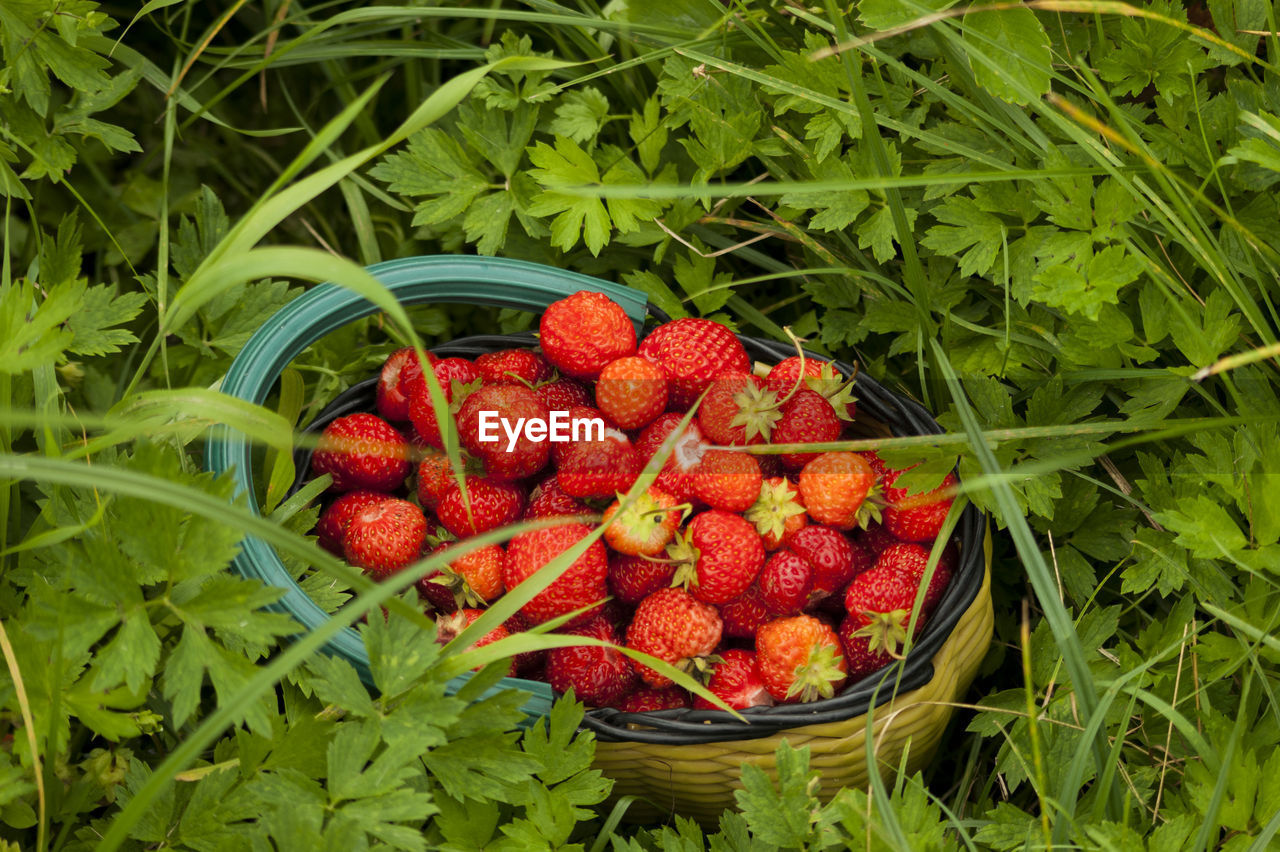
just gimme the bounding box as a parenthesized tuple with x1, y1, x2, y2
(204, 255, 652, 717)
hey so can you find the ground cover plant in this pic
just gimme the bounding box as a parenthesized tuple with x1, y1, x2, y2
(2, 0, 1280, 848)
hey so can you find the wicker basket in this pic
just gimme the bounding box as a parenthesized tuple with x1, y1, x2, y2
(207, 255, 994, 822)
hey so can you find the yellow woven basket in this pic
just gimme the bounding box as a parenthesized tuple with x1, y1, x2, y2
(592, 531, 995, 825)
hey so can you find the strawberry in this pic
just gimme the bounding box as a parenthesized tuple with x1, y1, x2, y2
(798, 451, 880, 530)
(602, 486, 683, 556)
(534, 376, 592, 411)
(692, 649, 774, 710)
(625, 587, 722, 687)
(788, 525, 865, 603)
(697, 371, 779, 445)
(545, 615, 637, 707)
(434, 608, 509, 658)
(419, 542, 505, 609)
(316, 490, 388, 555)
(635, 413, 709, 503)
(415, 448, 477, 511)
(402, 356, 481, 403)
(540, 290, 637, 379)
(595, 356, 668, 430)
(756, 614, 848, 703)
(607, 552, 677, 606)
(719, 583, 773, 639)
(407, 360, 484, 450)
(745, 476, 808, 550)
(618, 686, 690, 713)
(556, 432, 643, 499)
(503, 610, 546, 676)
(690, 449, 762, 513)
(312, 413, 411, 493)
(637, 318, 751, 409)
(758, 549, 813, 615)
(856, 521, 899, 556)
(377, 347, 438, 421)
(771, 390, 842, 470)
(524, 475, 592, 520)
(883, 470, 958, 543)
(874, 542, 952, 612)
(476, 348, 543, 385)
(843, 562, 927, 660)
(765, 356, 857, 421)
(457, 383, 551, 481)
(436, 475, 525, 538)
(501, 523, 608, 625)
(838, 621, 897, 681)
(548, 405, 615, 467)
(343, 498, 427, 579)
(669, 509, 765, 604)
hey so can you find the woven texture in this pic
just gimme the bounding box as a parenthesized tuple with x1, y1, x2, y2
(591, 533, 995, 825)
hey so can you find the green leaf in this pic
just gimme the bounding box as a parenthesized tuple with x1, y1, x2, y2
(859, 0, 958, 30)
(527, 136, 612, 255)
(673, 250, 734, 316)
(550, 87, 610, 145)
(734, 741, 819, 847)
(920, 195, 1006, 276)
(963, 7, 1052, 105)
(0, 279, 81, 373)
(66, 284, 148, 356)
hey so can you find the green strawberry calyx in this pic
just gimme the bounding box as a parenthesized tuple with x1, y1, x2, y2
(850, 608, 911, 659)
(745, 478, 806, 542)
(784, 642, 847, 703)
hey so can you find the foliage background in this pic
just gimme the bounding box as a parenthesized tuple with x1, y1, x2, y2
(2, 0, 1280, 849)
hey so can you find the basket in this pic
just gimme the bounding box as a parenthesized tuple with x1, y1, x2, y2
(206, 255, 995, 823)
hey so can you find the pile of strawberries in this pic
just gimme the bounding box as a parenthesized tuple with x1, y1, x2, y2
(308, 291, 960, 713)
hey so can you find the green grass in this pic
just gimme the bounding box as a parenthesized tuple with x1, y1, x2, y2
(2, 0, 1279, 849)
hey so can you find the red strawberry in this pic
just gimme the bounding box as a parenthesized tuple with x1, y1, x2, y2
(756, 615, 848, 703)
(669, 510, 765, 604)
(765, 356, 857, 420)
(415, 448, 477, 511)
(540, 291, 637, 379)
(771, 390, 842, 470)
(883, 470, 958, 543)
(343, 498, 427, 579)
(419, 542, 505, 609)
(545, 615, 637, 707)
(407, 360, 483, 449)
(501, 524, 608, 625)
(595, 356, 668, 430)
(838, 621, 896, 681)
(524, 475, 592, 520)
(534, 376, 592, 411)
(719, 583, 773, 639)
(692, 649, 774, 710)
(697, 371, 779, 445)
(476, 348, 543, 385)
(635, 413, 709, 503)
(788, 525, 865, 603)
(856, 521, 899, 556)
(625, 587, 722, 687)
(556, 433, 643, 499)
(875, 542, 952, 612)
(602, 487, 683, 556)
(843, 562, 927, 659)
(377, 347, 438, 421)
(402, 356, 481, 403)
(758, 549, 813, 615)
(503, 610, 546, 676)
(312, 413, 411, 493)
(690, 449, 762, 513)
(434, 608, 510, 659)
(316, 490, 388, 555)
(549, 406, 615, 467)
(637, 318, 750, 409)
(436, 476, 525, 538)
(798, 451, 880, 530)
(456, 383, 551, 481)
(618, 686, 691, 713)
(607, 552, 677, 606)
(745, 476, 808, 550)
